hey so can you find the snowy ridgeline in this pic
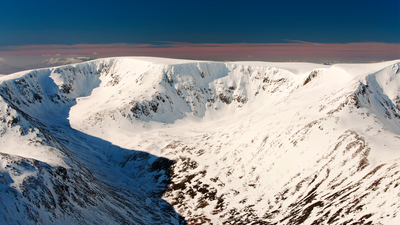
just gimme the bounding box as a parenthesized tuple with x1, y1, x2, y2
(0, 57, 399, 224)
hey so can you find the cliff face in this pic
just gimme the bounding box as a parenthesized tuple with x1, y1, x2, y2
(0, 57, 399, 224)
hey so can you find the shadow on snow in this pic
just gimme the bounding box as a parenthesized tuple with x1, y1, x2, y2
(0, 67, 186, 224)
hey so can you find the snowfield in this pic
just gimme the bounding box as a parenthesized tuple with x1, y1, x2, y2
(0, 57, 399, 224)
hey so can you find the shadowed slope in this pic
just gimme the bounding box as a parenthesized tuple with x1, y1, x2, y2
(1, 57, 399, 224)
(0, 59, 185, 224)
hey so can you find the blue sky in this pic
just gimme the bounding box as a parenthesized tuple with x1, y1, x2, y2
(1, 0, 399, 45)
(0, 0, 399, 74)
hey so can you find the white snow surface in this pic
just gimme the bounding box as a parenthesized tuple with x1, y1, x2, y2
(0, 57, 399, 224)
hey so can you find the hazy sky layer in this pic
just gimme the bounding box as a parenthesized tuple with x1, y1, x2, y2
(0, 0, 399, 73)
(1, 42, 399, 61)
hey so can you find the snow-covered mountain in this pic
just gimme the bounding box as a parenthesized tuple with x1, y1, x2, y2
(0, 57, 399, 224)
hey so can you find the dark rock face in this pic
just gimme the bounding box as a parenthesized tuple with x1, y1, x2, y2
(303, 70, 321, 86)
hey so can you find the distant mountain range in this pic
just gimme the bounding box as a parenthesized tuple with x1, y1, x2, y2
(0, 57, 94, 75)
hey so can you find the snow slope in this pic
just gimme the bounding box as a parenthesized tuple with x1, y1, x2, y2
(0, 57, 399, 224)
(0, 59, 182, 224)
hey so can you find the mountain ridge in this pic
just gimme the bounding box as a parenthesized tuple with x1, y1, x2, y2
(0, 57, 399, 224)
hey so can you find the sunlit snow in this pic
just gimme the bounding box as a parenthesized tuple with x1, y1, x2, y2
(0, 57, 399, 224)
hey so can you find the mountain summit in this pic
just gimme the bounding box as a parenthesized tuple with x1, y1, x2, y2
(0, 57, 399, 224)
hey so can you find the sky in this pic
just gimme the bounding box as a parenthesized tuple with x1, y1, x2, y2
(0, 0, 399, 74)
